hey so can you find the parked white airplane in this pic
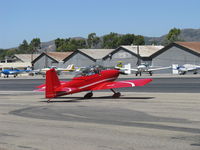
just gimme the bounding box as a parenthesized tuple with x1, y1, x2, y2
(31, 64, 75, 76)
(117, 63, 171, 76)
(176, 64, 200, 75)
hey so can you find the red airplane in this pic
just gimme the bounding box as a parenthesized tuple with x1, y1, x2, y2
(35, 66, 152, 102)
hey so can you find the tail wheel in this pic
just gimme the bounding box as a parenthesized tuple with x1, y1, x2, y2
(112, 92, 121, 98)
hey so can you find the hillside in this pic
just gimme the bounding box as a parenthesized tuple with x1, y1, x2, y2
(45, 28, 200, 50)
(1, 28, 200, 52)
(145, 28, 200, 45)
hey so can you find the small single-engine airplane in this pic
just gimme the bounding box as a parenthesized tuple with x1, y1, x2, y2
(32, 64, 75, 76)
(35, 66, 152, 102)
(117, 63, 171, 76)
(1, 67, 32, 78)
(176, 64, 200, 75)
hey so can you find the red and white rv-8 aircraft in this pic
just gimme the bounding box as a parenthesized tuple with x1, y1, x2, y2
(35, 66, 152, 102)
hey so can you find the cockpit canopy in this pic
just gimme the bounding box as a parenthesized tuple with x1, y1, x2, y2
(75, 65, 107, 77)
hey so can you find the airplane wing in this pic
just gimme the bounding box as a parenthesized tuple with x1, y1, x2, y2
(91, 79, 152, 91)
(188, 65, 200, 71)
(116, 67, 138, 71)
(117, 67, 138, 72)
(148, 66, 171, 71)
(129, 68, 138, 71)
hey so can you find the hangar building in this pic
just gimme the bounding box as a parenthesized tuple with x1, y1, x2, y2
(0, 54, 39, 70)
(151, 42, 200, 73)
(63, 49, 114, 68)
(102, 45, 164, 67)
(32, 52, 72, 69)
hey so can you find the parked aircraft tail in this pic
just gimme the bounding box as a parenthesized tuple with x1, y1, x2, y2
(45, 68, 61, 98)
(66, 64, 75, 71)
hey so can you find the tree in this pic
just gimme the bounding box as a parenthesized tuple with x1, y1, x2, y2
(165, 28, 181, 45)
(133, 35, 145, 45)
(87, 33, 100, 48)
(56, 38, 87, 52)
(18, 40, 30, 53)
(55, 38, 65, 49)
(118, 34, 135, 45)
(30, 38, 41, 53)
(103, 32, 120, 48)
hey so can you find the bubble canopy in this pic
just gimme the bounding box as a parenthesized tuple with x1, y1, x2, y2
(75, 65, 109, 77)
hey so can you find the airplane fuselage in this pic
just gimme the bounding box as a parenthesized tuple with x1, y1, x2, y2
(56, 69, 120, 96)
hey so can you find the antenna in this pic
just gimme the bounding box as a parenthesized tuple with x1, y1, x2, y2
(136, 45, 141, 66)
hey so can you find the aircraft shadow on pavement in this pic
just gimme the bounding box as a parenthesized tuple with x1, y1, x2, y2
(39, 97, 83, 103)
(39, 96, 154, 103)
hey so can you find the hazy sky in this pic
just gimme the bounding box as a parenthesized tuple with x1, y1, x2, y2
(1, 0, 200, 48)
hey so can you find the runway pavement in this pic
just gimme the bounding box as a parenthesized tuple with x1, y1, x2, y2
(0, 76, 200, 93)
(0, 92, 200, 150)
(0, 75, 200, 150)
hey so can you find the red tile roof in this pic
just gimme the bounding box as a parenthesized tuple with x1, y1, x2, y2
(175, 42, 200, 54)
(46, 52, 73, 61)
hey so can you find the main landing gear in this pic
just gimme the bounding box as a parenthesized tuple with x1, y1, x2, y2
(47, 99, 51, 103)
(84, 92, 93, 99)
(83, 90, 121, 99)
(111, 89, 121, 98)
(135, 72, 142, 76)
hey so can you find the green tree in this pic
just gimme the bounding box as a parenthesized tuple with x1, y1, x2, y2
(56, 38, 87, 52)
(0, 50, 7, 60)
(165, 28, 181, 45)
(6, 49, 18, 56)
(118, 34, 135, 45)
(30, 38, 41, 53)
(103, 32, 120, 48)
(55, 38, 65, 49)
(18, 40, 30, 53)
(133, 35, 145, 45)
(87, 33, 100, 48)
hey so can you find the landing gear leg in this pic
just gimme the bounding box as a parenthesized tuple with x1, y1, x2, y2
(84, 92, 93, 99)
(111, 89, 121, 98)
(47, 99, 51, 103)
(194, 71, 198, 74)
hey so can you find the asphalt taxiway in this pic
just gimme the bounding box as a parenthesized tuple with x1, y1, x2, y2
(0, 76, 200, 150)
(0, 76, 200, 93)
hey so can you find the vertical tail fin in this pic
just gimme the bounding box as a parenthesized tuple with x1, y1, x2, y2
(45, 68, 61, 98)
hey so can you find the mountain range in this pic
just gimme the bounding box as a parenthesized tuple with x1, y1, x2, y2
(144, 28, 200, 45)
(2, 28, 200, 51)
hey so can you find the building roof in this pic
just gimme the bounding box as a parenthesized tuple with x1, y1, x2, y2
(78, 49, 114, 59)
(175, 42, 200, 54)
(46, 52, 73, 61)
(0, 62, 32, 68)
(14, 54, 40, 62)
(121, 45, 164, 57)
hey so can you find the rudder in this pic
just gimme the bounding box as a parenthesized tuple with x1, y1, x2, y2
(45, 68, 61, 98)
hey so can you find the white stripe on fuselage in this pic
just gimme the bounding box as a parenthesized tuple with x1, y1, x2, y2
(119, 81, 135, 87)
(78, 77, 117, 89)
